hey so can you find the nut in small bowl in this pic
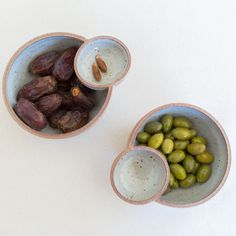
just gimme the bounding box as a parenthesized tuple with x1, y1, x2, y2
(2, 32, 112, 138)
(74, 36, 131, 90)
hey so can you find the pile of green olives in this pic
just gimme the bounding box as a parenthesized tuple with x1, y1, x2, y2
(136, 115, 214, 193)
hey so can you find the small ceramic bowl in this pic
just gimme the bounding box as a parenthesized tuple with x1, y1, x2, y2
(2, 32, 112, 138)
(110, 146, 170, 205)
(74, 36, 131, 90)
(128, 103, 231, 207)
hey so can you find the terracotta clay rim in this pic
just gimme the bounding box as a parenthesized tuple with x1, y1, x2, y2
(128, 103, 231, 207)
(2, 32, 113, 139)
(110, 146, 170, 205)
(74, 35, 131, 90)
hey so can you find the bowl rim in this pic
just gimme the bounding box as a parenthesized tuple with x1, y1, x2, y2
(110, 146, 170, 205)
(127, 103, 231, 207)
(2, 32, 113, 139)
(74, 35, 131, 90)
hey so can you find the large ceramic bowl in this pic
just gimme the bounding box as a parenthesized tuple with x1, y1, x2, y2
(128, 103, 231, 207)
(2, 32, 112, 139)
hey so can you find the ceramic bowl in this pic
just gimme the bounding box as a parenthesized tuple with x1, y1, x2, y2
(110, 146, 170, 205)
(2, 32, 112, 139)
(74, 36, 131, 90)
(128, 103, 231, 207)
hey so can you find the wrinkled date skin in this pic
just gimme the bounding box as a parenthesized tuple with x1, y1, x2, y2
(57, 91, 74, 109)
(29, 51, 59, 76)
(48, 109, 67, 128)
(36, 94, 62, 116)
(14, 98, 47, 130)
(17, 76, 57, 101)
(71, 87, 95, 111)
(57, 110, 89, 133)
(53, 47, 78, 81)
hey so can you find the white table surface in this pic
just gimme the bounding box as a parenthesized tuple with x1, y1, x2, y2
(0, 0, 235, 235)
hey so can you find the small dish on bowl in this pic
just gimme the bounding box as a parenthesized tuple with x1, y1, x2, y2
(3, 33, 131, 139)
(110, 146, 169, 205)
(74, 36, 131, 90)
(111, 103, 231, 207)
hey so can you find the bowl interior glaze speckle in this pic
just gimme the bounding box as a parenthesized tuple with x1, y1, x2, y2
(111, 146, 169, 205)
(3, 33, 112, 138)
(128, 103, 231, 207)
(74, 36, 131, 90)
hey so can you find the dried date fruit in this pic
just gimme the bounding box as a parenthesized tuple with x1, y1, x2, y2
(57, 91, 74, 109)
(29, 51, 59, 76)
(53, 47, 78, 81)
(57, 110, 89, 133)
(57, 81, 71, 92)
(48, 109, 67, 128)
(36, 94, 62, 116)
(71, 87, 95, 111)
(17, 76, 57, 101)
(14, 98, 47, 130)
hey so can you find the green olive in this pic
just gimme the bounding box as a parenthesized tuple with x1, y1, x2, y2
(161, 115, 173, 133)
(172, 128, 191, 140)
(182, 154, 197, 173)
(136, 131, 151, 144)
(179, 174, 196, 188)
(164, 131, 175, 140)
(169, 173, 175, 187)
(172, 179, 179, 189)
(196, 165, 211, 183)
(190, 129, 197, 138)
(161, 139, 174, 154)
(144, 121, 162, 134)
(191, 136, 207, 145)
(170, 164, 187, 180)
(192, 161, 200, 174)
(187, 143, 206, 155)
(174, 140, 190, 150)
(167, 150, 185, 163)
(173, 117, 192, 129)
(196, 151, 214, 164)
(148, 133, 164, 149)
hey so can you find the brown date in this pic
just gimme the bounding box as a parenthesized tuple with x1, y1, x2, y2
(17, 76, 57, 101)
(48, 109, 67, 128)
(71, 87, 95, 111)
(53, 47, 78, 81)
(14, 98, 47, 130)
(57, 81, 71, 92)
(57, 110, 89, 133)
(57, 91, 74, 109)
(29, 51, 59, 76)
(36, 94, 62, 116)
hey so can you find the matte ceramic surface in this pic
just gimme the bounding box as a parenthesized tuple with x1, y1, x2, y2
(74, 36, 131, 89)
(111, 146, 169, 205)
(3, 33, 112, 139)
(128, 103, 231, 207)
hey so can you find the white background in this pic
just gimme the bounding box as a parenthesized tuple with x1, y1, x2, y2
(0, 0, 235, 235)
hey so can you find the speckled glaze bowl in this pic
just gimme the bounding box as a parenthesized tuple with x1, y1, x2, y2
(128, 103, 231, 207)
(2, 32, 115, 138)
(110, 146, 170, 205)
(74, 36, 131, 90)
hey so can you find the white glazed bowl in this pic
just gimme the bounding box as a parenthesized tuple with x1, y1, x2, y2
(2, 33, 112, 139)
(128, 103, 231, 207)
(74, 36, 131, 90)
(110, 146, 169, 205)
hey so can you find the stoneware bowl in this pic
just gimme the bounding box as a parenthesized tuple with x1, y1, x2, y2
(74, 36, 131, 90)
(2, 32, 113, 139)
(110, 146, 170, 205)
(128, 103, 231, 207)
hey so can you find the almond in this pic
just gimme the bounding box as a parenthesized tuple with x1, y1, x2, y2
(95, 55, 107, 72)
(92, 63, 102, 81)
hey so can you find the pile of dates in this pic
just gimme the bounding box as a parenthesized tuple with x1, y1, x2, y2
(14, 47, 96, 133)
